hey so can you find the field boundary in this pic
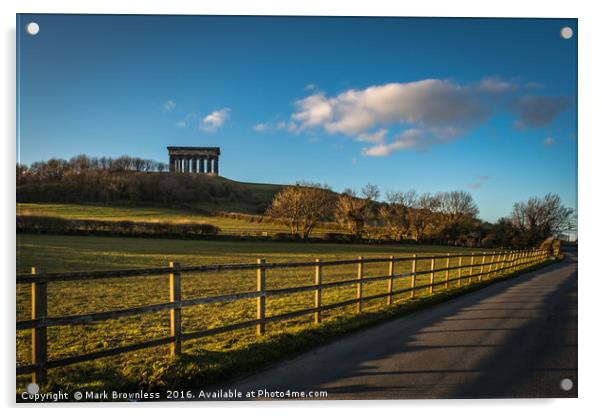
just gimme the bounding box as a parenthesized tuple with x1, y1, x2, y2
(16, 248, 548, 385)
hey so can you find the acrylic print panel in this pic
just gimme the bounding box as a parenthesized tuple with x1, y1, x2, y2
(16, 14, 577, 402)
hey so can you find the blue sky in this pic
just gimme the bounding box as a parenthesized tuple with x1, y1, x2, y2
(16, 15, 577, 222)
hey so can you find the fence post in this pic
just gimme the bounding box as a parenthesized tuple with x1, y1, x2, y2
(256, 259, 266, 335)
(469, 253, 475, 284)
(445, 253, 450, 289)
(495, 252, 502, 276)
(457, 255, 463, 286)
(510, 251, 516, 272)
(491, 253, 498, 277)
(356, 256, 364, 313)
(31, 267, 47, 385)
(168, 262, 182, 356)
(518, 251, 523, 270)
(429, 257, 435, 294)
(411, 254, 417, 298)
(387, 256, 394, 305)
(486, 253, 494, 279)
(314, 259, 322, 324)
(479, 253, 486, 281)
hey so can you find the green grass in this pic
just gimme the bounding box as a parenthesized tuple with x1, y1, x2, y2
(17, 202, 286, 232)
(16, 203, 346, 236)
(17, 233, 502, 395)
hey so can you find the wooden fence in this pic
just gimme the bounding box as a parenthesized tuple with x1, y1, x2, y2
(16, 248, 549, 384)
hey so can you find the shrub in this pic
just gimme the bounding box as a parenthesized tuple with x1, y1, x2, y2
(17, 216, 221, 239)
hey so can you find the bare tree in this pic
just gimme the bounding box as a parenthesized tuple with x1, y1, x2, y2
(409, 193, 441, 241)
(511, 193, 574, 245)
(361, 183, 380, 201)
(335, 189, 372, 239)
(267, 184, 333, 239)
(378, 190, 414, 240)
(437, 190, 479, 221)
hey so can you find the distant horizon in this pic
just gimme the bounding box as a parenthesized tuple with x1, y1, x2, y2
(17, 15, 577, 225)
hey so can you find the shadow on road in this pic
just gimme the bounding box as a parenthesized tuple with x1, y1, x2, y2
(230, 254, 578, 399)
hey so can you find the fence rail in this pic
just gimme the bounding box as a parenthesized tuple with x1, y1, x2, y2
(16, 248, 549, 384)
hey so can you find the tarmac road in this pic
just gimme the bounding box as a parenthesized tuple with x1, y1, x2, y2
(228, 253, 578, 399)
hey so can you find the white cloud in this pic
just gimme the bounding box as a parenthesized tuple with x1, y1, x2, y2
(357, 129, 387, 143)
(543, 136, 555, 146)
(163, 100, 176, 112)
(477, 77, 517, 93)
(362, 127, 461, 156)
(292, 79, 492, 137)
(305, 83, 317, 91)
(286, 77, 571, 156)
(253, 122, 270, 132)
(253, 120, 296, 133)
(175, 121, 186, 128)
(200, 108, 230, 132)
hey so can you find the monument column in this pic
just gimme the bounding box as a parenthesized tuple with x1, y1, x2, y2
(213, 157, 219, 176)
(199, 157, 205, 174)
(207, 157, 213, 174)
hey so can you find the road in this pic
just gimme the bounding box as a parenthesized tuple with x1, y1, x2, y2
(228, 253, 578, 399)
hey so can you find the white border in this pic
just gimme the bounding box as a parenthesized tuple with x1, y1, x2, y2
(2, 1, 599, 415)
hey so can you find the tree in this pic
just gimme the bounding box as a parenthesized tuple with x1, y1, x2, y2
(409, 193, 441, 241)
(433, 191, 479, 245)
(378, 190, 414, 241)
(335, 189, 372, 239)
(437, 190, 479, 222)
(482, 217, 521, 248)
(511, 193, 574, 246)
(267, 184, 333, 239)
(361, 183, 380, 201)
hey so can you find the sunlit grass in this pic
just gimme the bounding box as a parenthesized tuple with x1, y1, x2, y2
(17, 233, 506, 394)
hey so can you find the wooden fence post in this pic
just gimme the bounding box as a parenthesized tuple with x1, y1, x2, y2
(457, 255, 463, 287)
(479, 254, 486, 281)
(469, 253, 475, 283)
(256, 259, 266, 335)
(387, 256, 394, 305)
(445, 253, 450, 289)
(168, 262, 182, 356)
(519, 251, 525, 269)
(31, 267, 47, 385)
(486, 253, 494, 279)
(490, 253, 498, 277)
(314, 259, 322, 324)
(429, 257, 435, 294)
(495, 252, 502, 276)
(510, 251, 518, 273)
(356, 256, 364, 313)
(411, 254, 417, 298)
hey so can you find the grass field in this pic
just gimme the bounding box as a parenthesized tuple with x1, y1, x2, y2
(16, 203, 346, 236)
(16, 233, 503, 393)
(17, 202, 287, 232)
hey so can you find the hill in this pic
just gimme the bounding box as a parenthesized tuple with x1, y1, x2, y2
(17, 171, 283, 215)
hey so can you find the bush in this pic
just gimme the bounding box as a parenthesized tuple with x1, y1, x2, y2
(17, 216, 221, 239)
(271, 232, 299, 241)
(322, 232, 352, 242)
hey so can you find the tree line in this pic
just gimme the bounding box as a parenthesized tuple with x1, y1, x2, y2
(267, 182, 575, 248)
(16, 154, 264, 210)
